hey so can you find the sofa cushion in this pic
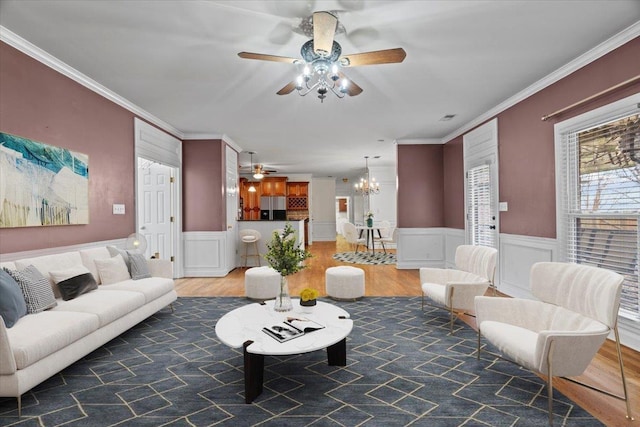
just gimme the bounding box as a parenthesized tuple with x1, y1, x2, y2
(50, 265, 98, 301)
(15, 252, 83, 298)
(53, 289, 145, 328)
(79, 247, 112, 284)
(100, 277, 175, 304)
(107, 246, 131, 273)
(5, 265, 58, 314)
(127, 252, 151, 280)
(0, 269, 28, 328)
(94, 254, 131, 285)
(6, 310, 100, 370)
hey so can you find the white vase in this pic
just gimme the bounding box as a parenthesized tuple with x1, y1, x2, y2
(274, 275, 293, 312)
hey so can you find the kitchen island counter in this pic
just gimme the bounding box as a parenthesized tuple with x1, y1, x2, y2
(237, 220, 305, 267)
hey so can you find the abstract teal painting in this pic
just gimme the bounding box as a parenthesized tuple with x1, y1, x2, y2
(0, 132, 89, 227)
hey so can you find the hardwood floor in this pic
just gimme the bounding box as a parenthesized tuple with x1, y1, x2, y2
(175, 237, 639, 426)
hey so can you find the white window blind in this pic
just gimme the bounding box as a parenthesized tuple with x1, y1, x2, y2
(560, 113, 639, 318)
(468, 164, 495, 247)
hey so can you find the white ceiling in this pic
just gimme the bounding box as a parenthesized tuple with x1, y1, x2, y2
(1, 0, 639, 179)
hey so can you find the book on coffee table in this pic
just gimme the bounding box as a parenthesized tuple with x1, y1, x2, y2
(262, 317, 325, 342)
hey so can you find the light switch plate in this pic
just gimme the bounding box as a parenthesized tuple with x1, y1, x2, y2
(113, 204, 125, 215)
(499, 202, 508, 212)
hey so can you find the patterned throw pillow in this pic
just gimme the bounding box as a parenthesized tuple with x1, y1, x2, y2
(4, 265, 57, 314)
(127, 252, 151, 280)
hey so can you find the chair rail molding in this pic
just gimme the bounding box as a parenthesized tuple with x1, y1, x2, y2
(183, 231, 230, 277)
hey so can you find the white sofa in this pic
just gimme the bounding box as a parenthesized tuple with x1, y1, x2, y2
(0, 246, 177, 414)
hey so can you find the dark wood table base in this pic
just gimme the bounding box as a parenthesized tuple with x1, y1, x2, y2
(243, 338, 347, 403)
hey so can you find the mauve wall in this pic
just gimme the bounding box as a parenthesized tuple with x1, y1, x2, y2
(442, 137, 464, 229)
(397, 144, 444, 228)
(398, 37, 640, 237)
(495, 37, 640, 238)
(0, 42, 138, 253)
(182, 139, 224, 232)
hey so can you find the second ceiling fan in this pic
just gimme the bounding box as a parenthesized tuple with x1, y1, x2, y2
(238, 11, 406, 102)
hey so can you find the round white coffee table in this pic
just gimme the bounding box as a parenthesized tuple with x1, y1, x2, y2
(215, 298, 353, 403)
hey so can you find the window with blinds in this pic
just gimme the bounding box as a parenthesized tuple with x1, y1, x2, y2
(468, 164, 496, 247)
(560, 112, 639, 318)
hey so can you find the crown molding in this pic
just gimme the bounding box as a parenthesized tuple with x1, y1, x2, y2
(181, 133, 223, 140)
(394, 138, 442, 145)
(0, 26, 184, 140)
(441, 21, 640, 144)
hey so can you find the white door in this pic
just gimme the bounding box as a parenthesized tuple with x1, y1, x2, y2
(225, 146, 238, 270)
(138, 159, 173, 259)
(464, 119, 499, 248)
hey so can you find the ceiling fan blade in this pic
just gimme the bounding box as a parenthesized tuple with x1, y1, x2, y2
(339, 72, 363, 96)
(238, 52, 298, 64)
(277, 81, 297, 95)
(313, 11, 337, 56)
(339, 47, 406, 67)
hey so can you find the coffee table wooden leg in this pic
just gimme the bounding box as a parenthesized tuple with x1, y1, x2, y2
(243, 341, 264, 403)
(327, 338, 347, 366)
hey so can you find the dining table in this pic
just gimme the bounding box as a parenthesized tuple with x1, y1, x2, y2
(355, 224, 384, 254)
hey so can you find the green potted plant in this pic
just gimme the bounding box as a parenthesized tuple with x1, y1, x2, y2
(264, 223, 312, 312)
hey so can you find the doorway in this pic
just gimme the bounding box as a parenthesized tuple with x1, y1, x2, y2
(137, 158, 174, 259)
(463, 118, 499, 248)
(336, 196, 350, 236)
(134, 118, 182, 277)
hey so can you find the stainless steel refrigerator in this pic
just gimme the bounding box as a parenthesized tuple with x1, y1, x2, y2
(260, 196, 287, 220)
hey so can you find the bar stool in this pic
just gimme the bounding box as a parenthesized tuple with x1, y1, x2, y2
(240, 229, 261, 267)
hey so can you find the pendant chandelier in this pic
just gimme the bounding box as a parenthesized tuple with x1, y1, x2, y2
(354, 156, 380, 195)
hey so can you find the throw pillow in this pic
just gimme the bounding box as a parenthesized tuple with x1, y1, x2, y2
(106, 246, 131, 273)
(0, 269, 28, 327)
(127, 251, 151, 280)
(49, 265, 98, 301)
(94, 254, 131, 285)
(4, 265, 58, 314)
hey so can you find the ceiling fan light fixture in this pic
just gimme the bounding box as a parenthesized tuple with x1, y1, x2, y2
(253, 171, 264, 180)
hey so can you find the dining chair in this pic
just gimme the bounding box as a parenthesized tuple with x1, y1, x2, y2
(342, 222, 366, 253)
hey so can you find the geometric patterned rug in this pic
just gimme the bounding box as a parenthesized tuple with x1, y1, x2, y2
(333, 251, 397, 265)
(0, 297, 602, 426)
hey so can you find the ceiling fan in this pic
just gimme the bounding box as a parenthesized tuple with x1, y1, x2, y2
(239, 151, 277, 179)
(238, 11, 406, 101)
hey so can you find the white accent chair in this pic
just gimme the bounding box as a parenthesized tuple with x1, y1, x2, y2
(239, 229, 261, 267)
(342, 222, 366, 253)
(475, 262, 631, 425)
(420, 245, 497, 333)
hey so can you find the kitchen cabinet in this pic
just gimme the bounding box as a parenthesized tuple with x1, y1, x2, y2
(287, 182, 308, 197)
(240, 179, 261, 220)
(261, 177, 287, 196)
(287, 182, 309, 210)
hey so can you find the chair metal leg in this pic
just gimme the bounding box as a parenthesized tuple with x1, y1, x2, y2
(17, 395, 21, 418)
(614, 325, 634, 420)
(547, 340, 555, 426)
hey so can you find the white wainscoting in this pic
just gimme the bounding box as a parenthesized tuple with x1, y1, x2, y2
(498, 233, 558, 299)
(182, 231, 230, 277)
(312, 220, 337, 242)
(396, 228, 464, 269)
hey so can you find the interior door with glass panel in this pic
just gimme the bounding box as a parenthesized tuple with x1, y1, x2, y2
(464, 118, 499, 248)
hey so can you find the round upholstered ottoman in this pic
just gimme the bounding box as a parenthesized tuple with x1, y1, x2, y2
(245, 266, 281, 300)
(325, 266, 365, 300)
